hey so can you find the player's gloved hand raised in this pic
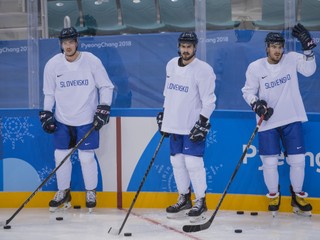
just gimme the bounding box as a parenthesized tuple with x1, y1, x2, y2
(156, 112, 169, 137)
(93, 105, 110, 131)
(292, 23, 317, 50)
(251, 100, 273, 121)
(189, 116, 211, 142)
(39, 110, 56, 134)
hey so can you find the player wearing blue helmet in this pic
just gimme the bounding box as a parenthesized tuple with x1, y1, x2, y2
(242, 24, 316, 217)
(40, 27, 114, 213)
(157, 32, 216, 222)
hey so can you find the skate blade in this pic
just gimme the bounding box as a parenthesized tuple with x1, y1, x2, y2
(293, 207, 312, 217)
(49, 202, 72, 213)
(270, 211, 278, 218)
(189, 213, 207, 223)
(88, 208, 94, 214)
(166, 210, 189, 220)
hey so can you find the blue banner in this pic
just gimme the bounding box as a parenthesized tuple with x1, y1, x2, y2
(0, 109, 102, 191)
(1, 109, 320, 197)
(1, 30, 320, 111)
(126, 111, 320, 197)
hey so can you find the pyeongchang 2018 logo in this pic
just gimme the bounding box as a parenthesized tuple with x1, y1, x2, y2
(243, 144, 320, 173)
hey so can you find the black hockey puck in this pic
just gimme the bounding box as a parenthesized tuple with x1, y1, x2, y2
(3, 225, 11, 229)
(56, 217, 63, 221)
(250, 212, 258, 216)
(234, 229, 242, 233)
(73, 205, 81, 209)
(124, 232, 132, 237)
(236, 210, 244, 215)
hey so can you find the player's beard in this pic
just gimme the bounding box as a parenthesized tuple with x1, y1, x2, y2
(181, 51, 195, 61)
(268, 52, 283, 64)
(65, 48, 77, 57)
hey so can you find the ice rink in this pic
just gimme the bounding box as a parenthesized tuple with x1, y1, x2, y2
(0, 207, 319, 240)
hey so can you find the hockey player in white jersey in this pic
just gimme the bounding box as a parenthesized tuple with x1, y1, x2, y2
(242, 24, 316, 217)
(157, 32, 216, 222)
(39, 27, 114, 212)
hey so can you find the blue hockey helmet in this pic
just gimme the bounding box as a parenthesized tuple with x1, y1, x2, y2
(178, 32, 198, 45)
(58, 27, 79, 53)
(59, 27, 79, 41)
(265, 32, 285, 45)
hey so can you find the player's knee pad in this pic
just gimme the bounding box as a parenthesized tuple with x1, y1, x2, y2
(54, 149, 71, 164)
(286, 154, 305, 168)
(78, 149, 95, 165)
(260, 155, 279, 170)
(184, 155, 204, 172)
(170, 154, 185, 169)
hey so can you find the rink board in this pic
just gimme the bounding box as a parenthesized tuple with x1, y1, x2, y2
(1, 109, 320, 213)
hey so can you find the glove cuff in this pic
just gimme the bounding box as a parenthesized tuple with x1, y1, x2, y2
(97, 104, 111, 111)
(303, 50, 315, 61)
(199, 114, 208, 123)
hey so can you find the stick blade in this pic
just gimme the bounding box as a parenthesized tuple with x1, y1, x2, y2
(108, 227, 120, 235)
(182, 220, 211, 233)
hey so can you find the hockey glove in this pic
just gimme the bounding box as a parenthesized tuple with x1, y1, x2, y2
(292, 23, 317, 50)
(264, 107, 274, 121)
(156, 112, 169, 137)
(189, 117, 211, 142)
(93, 105, 110, 131)
(39, 110, 56, 134)
(251, 100, 273, 121)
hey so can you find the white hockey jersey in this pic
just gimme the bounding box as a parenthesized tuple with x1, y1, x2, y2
(162, 57, 216, 135)
(43, 52, 114, 126)
(242, 52, 316, 131)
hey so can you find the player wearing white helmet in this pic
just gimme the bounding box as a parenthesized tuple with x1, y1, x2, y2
(242, 24, 317, 217)
(40, 27, 114, 212)
(157, 32, 216, 222)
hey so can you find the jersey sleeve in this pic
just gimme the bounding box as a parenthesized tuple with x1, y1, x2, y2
(197, 63, 216, 119)
(43, 57, 58, 111)
(242, 62, 260, 106)
(294, 52, 317, 77)
(90, 54, 114, 106)
(163, 58, 176, 100)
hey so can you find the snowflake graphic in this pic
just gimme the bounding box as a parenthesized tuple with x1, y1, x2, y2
(206, 129, 217, 147)
(157, 163, 217, 193)
(70, 150, 79, 164)
(37, 166, 56, 187)
(1, 117, 34, 149)
(37, 151, 79, 188)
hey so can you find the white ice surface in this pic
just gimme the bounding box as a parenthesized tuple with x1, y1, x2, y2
(0, 208, 319, 240)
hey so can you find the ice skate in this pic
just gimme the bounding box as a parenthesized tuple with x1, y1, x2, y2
(187, 197, 207, 223)
(49, 188, 72, 212)
(86, 189, 97, 213)
(266, 192, 280, 217)
(166, 190, 192, 219)
(290, 186, 312, 217)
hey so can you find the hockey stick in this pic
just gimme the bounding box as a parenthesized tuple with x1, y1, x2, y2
(183, 115, 264, 233)
(1, 124, 96, 227)
(108, 134, 165, 235)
